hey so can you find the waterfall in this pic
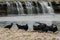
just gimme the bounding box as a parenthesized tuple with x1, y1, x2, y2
(6, 1, 55, 15)
(14, 1, 20, 15)
(6, 1, 10, 6)
(48, 2, 54, 13)
(42, 1, 54, 14)
(25, 1, 33, 14)
(39, 2, 46, 14)
(17, 1, 24, 15)
(6, 1, 10, 15)
(39, 1, 54, 14)
(35, 1, 40, 14)
(32, 1, 38, 14)
(37, 2, 43, 13)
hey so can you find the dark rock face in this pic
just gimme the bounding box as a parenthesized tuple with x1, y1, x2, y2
(0, 3, 7, 16)
(51, 1, 60, 13)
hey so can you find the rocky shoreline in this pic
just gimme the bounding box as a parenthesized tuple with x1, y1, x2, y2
(0, 28, 60, 40)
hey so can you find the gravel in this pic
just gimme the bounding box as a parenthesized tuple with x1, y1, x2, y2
(0, 28, 60, 40)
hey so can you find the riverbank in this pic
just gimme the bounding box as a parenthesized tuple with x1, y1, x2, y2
(0, 28, 60, 40)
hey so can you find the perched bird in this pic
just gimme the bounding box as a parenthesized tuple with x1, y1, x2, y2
(39, 23, 49, 32)
(48, 24, 58, 32)
(34, 22, 49, 32)
(33, 24, 39, 31)
(16, 24, 28, 31)
(4, 23, 13, 29)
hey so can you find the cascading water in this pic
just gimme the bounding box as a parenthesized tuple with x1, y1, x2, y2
(39, 1, 54, 14)
(21, 1, 28, 14)
(35, 1, 40, 14)
(6, 2, 10, 6)
(32, 1, 38, 14)
(14, 1, 20, 15)
(6, 1, 15, 16)
(43, 1, 49, 13)
(0, 1, 55, 16)
(39, 2, 46, 14)
(25, 1, 33, 14)
(42, 1, 54, 14)
(17, 1, 24, 15)
(6, 1, 10, 15)
(8, 1, 18, 16)
(48, 2, 54, 13)
(0, 1, 60, 31)
(37, 2, 43, 13)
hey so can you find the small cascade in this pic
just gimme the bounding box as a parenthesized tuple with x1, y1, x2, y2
(37, 2, 43, 14)
(6, 1, 10, 15)
(5, 1, 55, 15)
(21, 1, 28, 14)
(14, 1, 20, 15)
(8, 1, 18, 16)
(6, 1, 10, 6)
(38, 1, 54, 14)
(17, 1, 24, 15)
(39, 2, 46, 14)
(48, 2, 54, 13)
(0, 1, 55, 16)
(9, 2, 13, 15)
(42, 1, 49, 13)
(35, 1, 40, 14)
(42, 1, 54, 14)
(25, 1, 33, 14)
(32, 1, 38, 14)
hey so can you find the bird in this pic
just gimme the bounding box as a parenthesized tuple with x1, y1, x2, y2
(4, 23, 13, 29)
(16, 24, 28, 31)
(34, 22, 49, 32)
(39, 23, 49, 32)
(48, 24, 58, 32)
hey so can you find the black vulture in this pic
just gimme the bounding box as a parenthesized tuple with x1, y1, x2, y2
(4, 23, 13, 29)
(16, 24, 28, 31)
(33, 22, 49, 32)
(48, 24, 58, 32)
